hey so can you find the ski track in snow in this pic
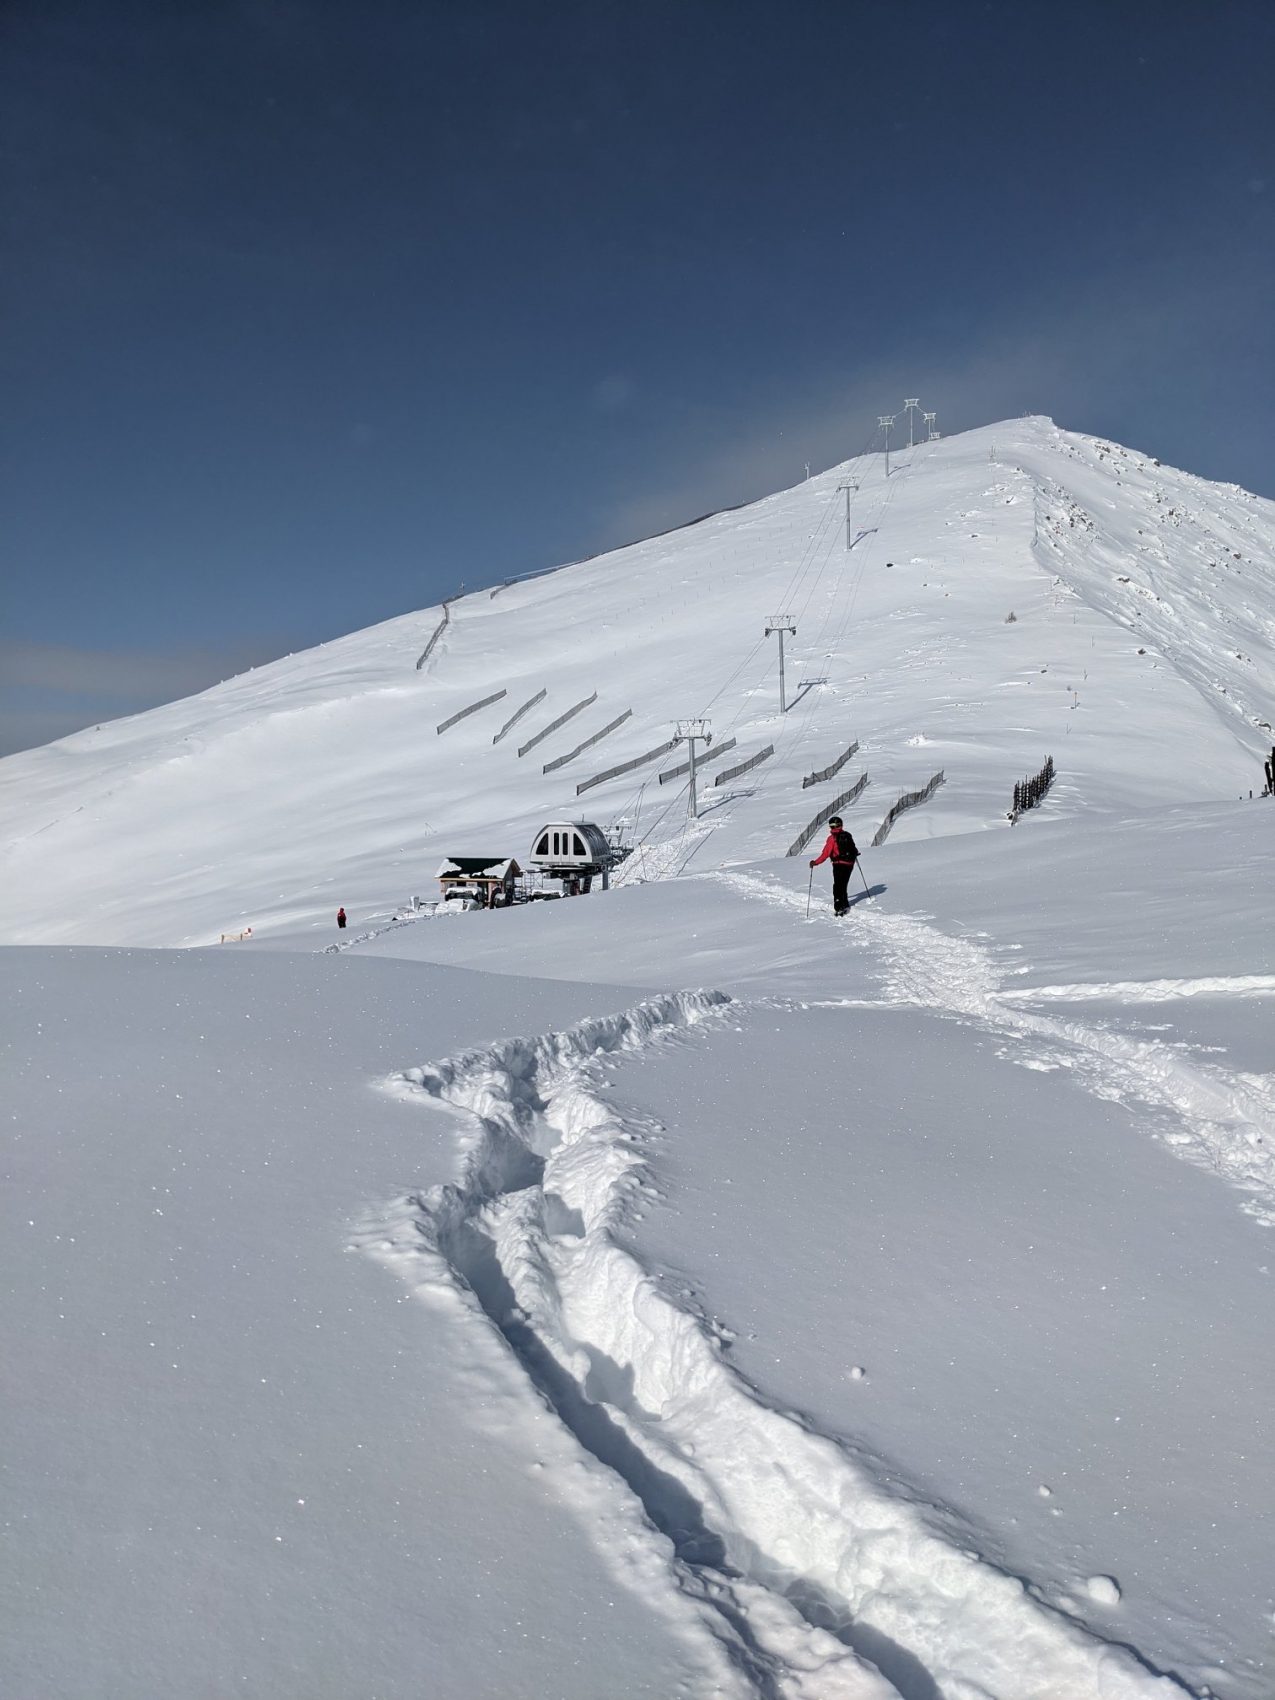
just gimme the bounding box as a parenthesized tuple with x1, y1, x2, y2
(719, 872, 1275, 1229)
(356, 991, 1192, 1699)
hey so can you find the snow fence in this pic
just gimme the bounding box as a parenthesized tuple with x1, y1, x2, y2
(657, 737, 737, 786)
(871, 770, 946, 847)
(785, 773, 870, 856)
(575, 737, 680, 797)
(436, 688, 507, 735)
(492, 687, 547, 745)
(414, 601, 452, 671)
(541, 710, 633, 775)
(517, 693, 598, 759)
(1012, 755, 1055, 816)
(713, 744, 774, 786)
(802, 740, 860, 789)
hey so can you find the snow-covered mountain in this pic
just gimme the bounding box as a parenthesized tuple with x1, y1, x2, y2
(3, 416, 1273, 947)
(5, 418, 1274, 1700)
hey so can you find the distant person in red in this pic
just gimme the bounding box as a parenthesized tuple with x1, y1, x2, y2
(336, 907, 347, 929)
(809, 816, 859, 917)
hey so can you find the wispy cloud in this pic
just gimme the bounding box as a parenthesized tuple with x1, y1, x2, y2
(595, 253, 1268, 548)
(0, 638, 290, 757)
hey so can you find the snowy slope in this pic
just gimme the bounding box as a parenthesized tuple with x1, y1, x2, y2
(7, 810, 1271, 1698)
(346, 803, 1275, 1698)
(5, 418, 1275, 1700)
(2, 953, 771, 1700)
(2, 417, 1273, 948)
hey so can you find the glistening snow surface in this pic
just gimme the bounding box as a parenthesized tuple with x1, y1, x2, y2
(3, 417, 1274, 1698)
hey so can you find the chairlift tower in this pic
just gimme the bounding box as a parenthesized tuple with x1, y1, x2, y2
(878, 415, 896, 478)
(673, 719, 713, 819)
(924, 411, 937, 442)
(764, 615, 797, 714)
(904, 398, 920, 449)
(836, 480, 859, 549)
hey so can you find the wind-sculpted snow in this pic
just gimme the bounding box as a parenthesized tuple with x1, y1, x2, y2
(357, 991, 1191, 1698)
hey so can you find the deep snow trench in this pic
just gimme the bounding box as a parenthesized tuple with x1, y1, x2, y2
(356, 990, 1193, 1699)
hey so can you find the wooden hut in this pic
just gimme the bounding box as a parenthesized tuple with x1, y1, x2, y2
(435, 856, 522, 908)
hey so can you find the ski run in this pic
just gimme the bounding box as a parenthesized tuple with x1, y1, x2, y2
(4, 416, 1274, 1698)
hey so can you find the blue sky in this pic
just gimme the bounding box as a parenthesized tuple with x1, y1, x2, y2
(2, 0, 1272, 753)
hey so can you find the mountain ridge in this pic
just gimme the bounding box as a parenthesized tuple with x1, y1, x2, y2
(4, 414, 1273, 946)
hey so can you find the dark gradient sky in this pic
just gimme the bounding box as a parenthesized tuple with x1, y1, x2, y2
(3, 0, 1273, 752)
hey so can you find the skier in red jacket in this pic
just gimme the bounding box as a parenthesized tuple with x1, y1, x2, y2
(809, 816, 859, 916)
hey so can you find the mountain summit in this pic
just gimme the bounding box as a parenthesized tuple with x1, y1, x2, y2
(4, 416, 1273, 946)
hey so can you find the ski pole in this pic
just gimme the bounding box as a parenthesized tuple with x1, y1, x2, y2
(805, 865, 814, 919)
(857, 860, 871, 900)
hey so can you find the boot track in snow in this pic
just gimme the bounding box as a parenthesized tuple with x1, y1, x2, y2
(354, 990, 1191, 1699)
(720, 870, 1275, 1229)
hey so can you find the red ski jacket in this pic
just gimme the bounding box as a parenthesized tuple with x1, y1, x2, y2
(811, 829, 857, 867)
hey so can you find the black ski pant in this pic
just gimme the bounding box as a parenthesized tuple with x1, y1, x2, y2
(832, 861, 854, 912)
